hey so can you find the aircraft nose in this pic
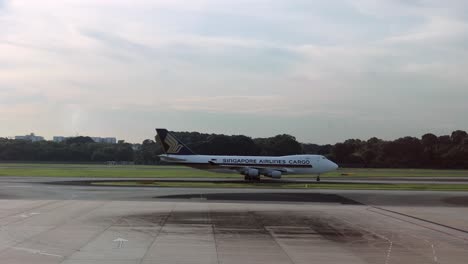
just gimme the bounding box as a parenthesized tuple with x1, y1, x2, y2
(329, 160, 338, 171)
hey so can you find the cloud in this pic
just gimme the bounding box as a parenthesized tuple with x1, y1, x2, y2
(1, 0, 468, 143)
(382, 15, 468, 45)
(171, 95, 286, 114)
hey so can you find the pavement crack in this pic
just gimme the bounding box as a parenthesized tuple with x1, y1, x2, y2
(137, 202, 175, 264)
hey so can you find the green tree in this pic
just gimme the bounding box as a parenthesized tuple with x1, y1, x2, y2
(451, 130, 467, 144)
(421, 133, 438, 166)
(65, 136, 94, 145)
(255, 134, 302, 156)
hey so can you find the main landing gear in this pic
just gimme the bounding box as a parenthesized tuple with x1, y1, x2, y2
(316, 174, 321, 182)
(244, 175, 261, 181)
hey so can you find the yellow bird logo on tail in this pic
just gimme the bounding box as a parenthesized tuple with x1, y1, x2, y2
(165, 133, 184, 154)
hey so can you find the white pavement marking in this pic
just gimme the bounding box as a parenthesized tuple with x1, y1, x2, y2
(341, 218, 394, 264)
(408, 234, 440, 264)
(385, 240, 393, 264)
(12, 246, 63, 258)
(18, 212, 40, 218)
(431, 243, 439, 264)
(113, 238, 128, 249)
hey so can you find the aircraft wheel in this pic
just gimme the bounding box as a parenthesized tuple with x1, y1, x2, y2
(316, 175, 321, 182)
(244, 175, 251, 181)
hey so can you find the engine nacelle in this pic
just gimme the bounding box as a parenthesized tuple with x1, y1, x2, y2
(265, 170, 282, 179)
(246, 168, 259, 177)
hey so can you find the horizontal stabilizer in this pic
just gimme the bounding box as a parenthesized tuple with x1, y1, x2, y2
(159, 155, 187, 162)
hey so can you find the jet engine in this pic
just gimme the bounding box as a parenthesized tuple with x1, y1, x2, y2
(246, 168, 259, 177)
(265, 170, 282, 179)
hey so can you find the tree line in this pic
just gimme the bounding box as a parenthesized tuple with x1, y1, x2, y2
(0, 136, 134, 162)
(329, 130, 468, 169)
(1, 130, 468, 168)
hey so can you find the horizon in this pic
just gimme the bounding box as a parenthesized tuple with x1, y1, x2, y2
(1, 1, 467, 144)
(4, 128, 464, 145)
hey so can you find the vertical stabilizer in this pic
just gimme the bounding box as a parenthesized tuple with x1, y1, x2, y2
(155, 129, 196, 155)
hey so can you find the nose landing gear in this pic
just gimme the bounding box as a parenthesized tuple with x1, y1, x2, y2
(316, 174, 321, 182)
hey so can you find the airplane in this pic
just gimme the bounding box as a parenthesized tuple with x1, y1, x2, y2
(155, 129, 338, 181)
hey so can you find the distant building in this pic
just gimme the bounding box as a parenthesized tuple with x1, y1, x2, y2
(15, 133, 44, 142)
(53, 136, 68, 143)
(104, 137, 117, 144)
(91, 137, 117, 144)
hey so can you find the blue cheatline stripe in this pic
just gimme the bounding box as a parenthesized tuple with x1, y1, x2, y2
(179, 162, 313, 168)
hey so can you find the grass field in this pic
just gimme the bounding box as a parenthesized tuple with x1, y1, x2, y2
(0, 163, 468, 178)
(0, 164, 230, 177)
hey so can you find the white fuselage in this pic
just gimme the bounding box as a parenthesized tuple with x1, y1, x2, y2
(159, 154, 338, 176)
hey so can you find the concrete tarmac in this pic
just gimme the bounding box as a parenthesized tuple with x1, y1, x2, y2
(0, 177, 467, 263)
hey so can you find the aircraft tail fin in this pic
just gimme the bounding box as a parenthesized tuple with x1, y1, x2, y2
(155, 129, 196, 155)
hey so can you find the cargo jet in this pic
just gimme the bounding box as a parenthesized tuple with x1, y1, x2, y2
(156, 129, 338, 181)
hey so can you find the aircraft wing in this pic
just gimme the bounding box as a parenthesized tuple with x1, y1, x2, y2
(208, 161, 288, 172)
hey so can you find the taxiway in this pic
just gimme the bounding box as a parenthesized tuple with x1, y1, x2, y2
(0, 177, 467, 263)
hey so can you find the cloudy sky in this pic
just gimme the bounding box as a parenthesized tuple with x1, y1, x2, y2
(1, 0, 468, 144)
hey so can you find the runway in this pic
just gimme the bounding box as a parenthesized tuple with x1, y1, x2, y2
(0, 176, 467, 263)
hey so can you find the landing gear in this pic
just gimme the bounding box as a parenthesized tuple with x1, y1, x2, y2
(244, 175, 260, 181)
(316, 174, 321, 182)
